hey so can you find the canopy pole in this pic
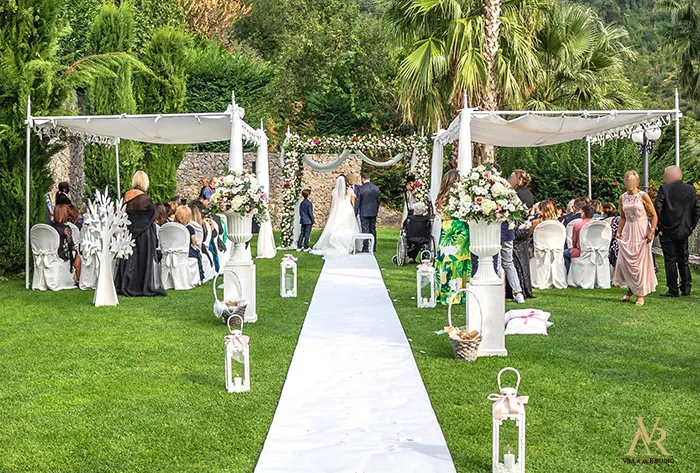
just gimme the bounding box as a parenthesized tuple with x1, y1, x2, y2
(457, 92, 473, 174)
(229, 90, 243, 172)
(675, 88, 681, 168)
(25, 96, 32, 289)
(115, 139, 121, 197)
(587, 137, 592, 199)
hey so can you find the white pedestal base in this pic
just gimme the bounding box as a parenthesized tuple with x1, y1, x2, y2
(224, 261, 258, 323)
(467, 281, 507, 357)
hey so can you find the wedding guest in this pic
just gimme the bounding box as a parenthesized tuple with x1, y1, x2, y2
(591, 200, 604, 219)
(154, 204, 170, 226)
(190, 201, 213, 276)
(434, 169, 470, 305)
(530, 199, 558, 230)
(562, 198, 586, 227)
(501, 219, 525, 304)
(199, 178, 213, 201)
(603, 202, 620, 268)
(404, 174, 417, 218)
(51, 204, 81, 283)
(564, 204, 595, 271)
(68, 205, 83, 230)
(297, 189, 315, 251)
(654, 165, 700, 297)
(403, 202, 431, 263)
(612, 170, 658, 306)
(174, 205, 204, 282)
(114, 171, 166, 297)
(55, 181, 72, 206)
(507, 169, 534, 299)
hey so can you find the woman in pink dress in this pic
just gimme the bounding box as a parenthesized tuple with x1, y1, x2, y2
(613, 170, 658, 306)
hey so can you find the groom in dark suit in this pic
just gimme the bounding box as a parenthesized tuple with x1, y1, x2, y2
(355, 174, 380, 252)
(654, 165, 700, 297)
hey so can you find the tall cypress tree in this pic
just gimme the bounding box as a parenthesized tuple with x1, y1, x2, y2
(137, 27, 191, 202)
(0, 0, 66, 273)
(84, 2, 143, 197)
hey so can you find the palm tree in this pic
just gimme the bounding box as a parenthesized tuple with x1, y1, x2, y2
(664, 0, 700, 103)
(526, 2, 637, 110)
(385, 0, 541, 131)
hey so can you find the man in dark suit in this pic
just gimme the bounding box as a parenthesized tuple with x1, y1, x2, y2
(297, 189, 315, 251)
(355, 174, 380, 252)
(654, 165, 700, 297)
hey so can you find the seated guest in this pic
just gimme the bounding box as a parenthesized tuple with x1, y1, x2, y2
(603, 202, 620, 267)
(114, 171, 166, 297)
(564, 204, 595, 271)
(55, 181, 72, 206)
(562, 197, 587, 227)
(154, 204, 170, 226)
(530, 199, 558, 230)
(591, 200, 604, 219)
(51, 204, 81, 283)
(403, 202, 431, 263)
(174, 205, 204, 282)
(67, 205, 83, 230)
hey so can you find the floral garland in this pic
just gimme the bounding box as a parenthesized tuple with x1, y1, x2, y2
(279, 133, 430, 248)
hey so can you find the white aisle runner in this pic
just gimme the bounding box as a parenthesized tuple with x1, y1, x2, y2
(254, 254, 456, 473)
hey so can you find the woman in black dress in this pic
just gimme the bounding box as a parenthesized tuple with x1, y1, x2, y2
(55, 181, 72, 206)
(507, 170, 535, 299)
(51, 204, 81, 283)
(114, 171, 166, 297)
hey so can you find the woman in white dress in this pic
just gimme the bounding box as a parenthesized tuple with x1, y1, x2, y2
(312, 175, 360, 257)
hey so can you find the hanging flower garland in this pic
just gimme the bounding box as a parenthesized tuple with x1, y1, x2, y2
(279, 133, 431, 248)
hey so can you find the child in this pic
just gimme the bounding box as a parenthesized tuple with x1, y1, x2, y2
(297, 189, 314, 251)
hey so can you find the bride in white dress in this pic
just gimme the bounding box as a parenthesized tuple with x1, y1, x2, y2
(311, 175, 360, 257)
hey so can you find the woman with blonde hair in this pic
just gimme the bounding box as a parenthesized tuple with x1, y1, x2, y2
(114, 170, 165, 296)
(612, 170, 658, 306)
(434, 169, 470, 305)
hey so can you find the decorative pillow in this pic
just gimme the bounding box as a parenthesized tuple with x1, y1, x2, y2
(505, 309, 553, 335)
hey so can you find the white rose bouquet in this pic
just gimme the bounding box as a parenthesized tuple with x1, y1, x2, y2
(445, 165, 527, 224)
(209, 170, 269, 221)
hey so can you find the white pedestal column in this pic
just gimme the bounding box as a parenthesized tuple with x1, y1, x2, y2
(224, 213, 258, 323)
(467, 220, 507, 357)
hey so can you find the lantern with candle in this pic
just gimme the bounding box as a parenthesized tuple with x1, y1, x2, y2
(488, 367, 528, 473)
(416, 260, 436, 308)
(224, 314, 250, 393)
(280, 254, 298, 297)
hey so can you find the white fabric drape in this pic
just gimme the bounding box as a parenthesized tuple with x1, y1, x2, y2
(256, 130, 277, 259)
(301, 149, 404, 172)
(429, 130, 445, 205)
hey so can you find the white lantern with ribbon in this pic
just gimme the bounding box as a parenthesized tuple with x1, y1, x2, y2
(488, 367, 528, 473)
(224, 314, 250, 393)
(280, 254, 298, 298)
(416, 260, 436, 308)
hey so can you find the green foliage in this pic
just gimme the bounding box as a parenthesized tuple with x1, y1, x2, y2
(58, 0, 102, 60)
(137, 27, 192, 202)
(0, 0, 67, 274)
(186, 39, 276, 151)
(124, 0, 184, 53)
(84, 1, 143, 198)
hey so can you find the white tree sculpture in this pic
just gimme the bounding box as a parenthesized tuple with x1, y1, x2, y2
(83, 189, 135, 306)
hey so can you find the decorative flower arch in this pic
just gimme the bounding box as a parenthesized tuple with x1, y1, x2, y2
(279, 133, 431, 248)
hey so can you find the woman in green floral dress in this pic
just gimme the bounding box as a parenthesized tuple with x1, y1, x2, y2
(434, 170, 471, 304)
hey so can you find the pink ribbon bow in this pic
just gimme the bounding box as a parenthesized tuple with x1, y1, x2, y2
(417, 262, 433, 273)
(512, 311, 536, 325)
(224, 333, 249, 349)
(488, 393, 529, 420)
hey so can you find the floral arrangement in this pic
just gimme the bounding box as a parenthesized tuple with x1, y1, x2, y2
(446, 165, 527, 223)
(209, 170, 269, 220)
(279, 133, 431, 248)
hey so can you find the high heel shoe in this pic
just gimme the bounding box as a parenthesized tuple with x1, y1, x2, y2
(635, 297, 645, 306)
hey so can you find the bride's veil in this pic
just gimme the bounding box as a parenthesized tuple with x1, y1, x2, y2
(313, 176, 346, 251)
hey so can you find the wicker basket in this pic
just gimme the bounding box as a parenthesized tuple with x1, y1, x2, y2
(213, 269, 248, 324)
(446, 288, 484, 361)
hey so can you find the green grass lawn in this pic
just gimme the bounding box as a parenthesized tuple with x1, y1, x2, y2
(2, 229, 699, 472)
(374, 228, 700, 473)
(0, 241, 324, 473)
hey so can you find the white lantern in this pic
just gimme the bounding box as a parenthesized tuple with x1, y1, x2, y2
(416, 260, 436, 308)
(224, 314, 250, 393)
(280, 254, 298, 298)
(489, 367, 528, 473)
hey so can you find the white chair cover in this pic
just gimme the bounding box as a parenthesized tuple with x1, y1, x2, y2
(530, 220, 567, 290)
(201, 222, 215, 282)
(78, 226, 100, 290)
(565, 220, 576, 248)
(159, 223, 199, 290)
(568, 220, 612, 289)
(66, 222, 81, 246)
(31, 224, 76, 291)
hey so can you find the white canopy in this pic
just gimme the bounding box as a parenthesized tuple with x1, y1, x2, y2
(437, 110, 673, 148)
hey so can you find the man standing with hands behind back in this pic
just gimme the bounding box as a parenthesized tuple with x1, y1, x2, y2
(355, 173, 380, 252)
(654, 165, 700, 297)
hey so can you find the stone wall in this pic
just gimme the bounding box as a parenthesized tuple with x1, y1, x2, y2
(176, 151, 401, 227)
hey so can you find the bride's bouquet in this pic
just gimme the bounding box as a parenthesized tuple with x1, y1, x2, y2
(209, 171, 269, 221)
(445, 165, 527, 223)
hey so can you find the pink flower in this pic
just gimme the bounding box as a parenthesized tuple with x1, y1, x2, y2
(414, 180, 421, 188)
(483, 171, 491, 179)
(313, 138, 320, 145)
(475, 196, 483, 204)
(352, 136, 359, 142)
(284, 182, 291, 189)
